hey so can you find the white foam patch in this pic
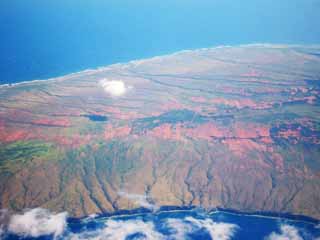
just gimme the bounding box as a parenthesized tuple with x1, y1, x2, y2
(8, 208, 67, 239)
(99, 79, 127, 97)
(267, 224, 303, 240)
(118, 191, 158, 211)
(68, 219, 164, 240)
(184, 216, 238, 240)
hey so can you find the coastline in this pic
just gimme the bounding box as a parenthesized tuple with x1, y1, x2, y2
(4, 206, 319, 239)
(67, 206, 320, 225)
(1, 43, 319, 89)
(0, 44, 232, 88)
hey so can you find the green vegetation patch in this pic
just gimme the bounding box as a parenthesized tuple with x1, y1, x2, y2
(0, 140, 60, 172)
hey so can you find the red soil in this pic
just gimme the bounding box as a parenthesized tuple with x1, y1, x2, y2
(104, 124, 132, 140)
(32, 118, 71, 127)
(147, 123, 184, 141)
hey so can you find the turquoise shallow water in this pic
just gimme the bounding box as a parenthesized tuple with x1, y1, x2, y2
(3, 207, 320, 240)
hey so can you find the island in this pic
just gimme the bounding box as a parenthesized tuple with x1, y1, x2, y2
(0, 44, 319, 220)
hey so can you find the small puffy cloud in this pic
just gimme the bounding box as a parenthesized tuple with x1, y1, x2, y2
(266, 224, 303, 240)
(118, 191, 158, 211)
(68, 219, 164, 240)
(8, 208, 67, 239)
(166, 218, 194, 239)
(165, 216, 238, 240)
(100, 79, 128, 97)
(184, 216, 238, 240)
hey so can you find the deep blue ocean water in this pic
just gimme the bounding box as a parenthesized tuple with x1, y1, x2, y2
(2, 208, 320, 240)
(0, 0, 319, 84)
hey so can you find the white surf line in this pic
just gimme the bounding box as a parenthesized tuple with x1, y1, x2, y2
(79, 208, 196, 223)
(81, 207, 319, 226)
(1, 43, 309, 89)
(82, 209, 194, 223)
(0, 68, 97, 89)
(209, 209, 319, 226)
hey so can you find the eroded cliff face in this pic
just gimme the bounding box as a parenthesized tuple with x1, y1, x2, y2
(0, 45, 320, 218)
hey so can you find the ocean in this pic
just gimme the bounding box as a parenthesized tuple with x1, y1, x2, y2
(1, 0, 319, 84)
(2, 207, 320, 240)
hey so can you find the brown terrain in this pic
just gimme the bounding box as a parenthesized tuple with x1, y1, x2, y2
(0, 44, 320, 218)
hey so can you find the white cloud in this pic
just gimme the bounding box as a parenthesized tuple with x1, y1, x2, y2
(266, 224, 303, 240)
(184, 216, 238, 240)
(69, 216, 239, 240)
(68, 219, 164, 240)
(166, 218, 194, 239)
(118, 191, 158, 211)
(165, 217, 238, 240)
(8, 208, 67, 239)
(99, 79, 127, 97)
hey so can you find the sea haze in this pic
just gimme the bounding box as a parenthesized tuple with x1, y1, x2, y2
(1, 0, 319, 84)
